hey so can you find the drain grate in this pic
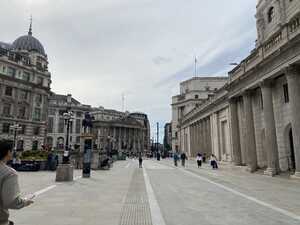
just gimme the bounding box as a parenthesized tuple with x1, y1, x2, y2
(119, 169, 152, 225)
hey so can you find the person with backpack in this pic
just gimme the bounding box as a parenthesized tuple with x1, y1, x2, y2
(0, 140, 34, 225)
(196, 153, 202, 168)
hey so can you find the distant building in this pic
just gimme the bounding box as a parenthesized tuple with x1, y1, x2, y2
(46, 93, 91, 150)
(0, 22, 52, 151)
(171, 77, 228, 152)
(91, 107, 150, 156)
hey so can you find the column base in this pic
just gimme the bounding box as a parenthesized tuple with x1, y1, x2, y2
(264, 167, 277, 176)
(246, 165, 256, 173)
(291, 171, 300, 179)
(56, 164, 74, 182)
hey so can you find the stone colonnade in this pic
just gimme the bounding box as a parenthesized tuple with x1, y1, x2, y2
(189, 117, 211, 157)
(97, 126, 146, 155)
(230, 65, 300, 177)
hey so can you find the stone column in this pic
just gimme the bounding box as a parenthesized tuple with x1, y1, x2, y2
(229, 98, 242, 165)
(261, 81, 279, 176)
(286, 66, 300, 178)
(118, 127, 122, 151)
(243, 91, 257, 172)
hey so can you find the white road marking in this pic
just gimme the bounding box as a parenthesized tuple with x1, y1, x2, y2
(180, 168, 300, 221)
(33, 185, 57, 197)
(143, 167, 167, 225)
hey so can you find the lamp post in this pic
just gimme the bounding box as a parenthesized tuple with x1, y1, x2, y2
(62, 111, 74, 164)
(10, 124, 22, 153)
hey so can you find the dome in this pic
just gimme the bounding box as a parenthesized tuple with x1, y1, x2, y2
(12, 34, 46, 56)
(11, 21, 46, 56)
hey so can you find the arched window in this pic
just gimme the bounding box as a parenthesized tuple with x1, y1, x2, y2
(268, 7, 275, 23)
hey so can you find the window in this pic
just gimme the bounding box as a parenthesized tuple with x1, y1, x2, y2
(283, 83, 289, 103)
(18, 106, 26, 119)
(5, 86, 13, 96)
(268, 7, 275, 23)
(33, 127, 40, 135)
(32, 141, 38, 151)
(17, 140, 24, 151)
(195, 95, 199, 99)
(58, 118, 64, 133)
(37, 77, 43, 85)
(2, 123, 10, 133)
(48, 117, 54, 133)
(75, 119, 81, 134)
(49, 109, 56, 116)
(20, 125, 26, 135)
(22, 72, 30, 82)
(175, 132, 178, 139)
(7, 67, 16, 77)
(20, 90, 28, 100)
(33, 108, 41, 121)
(2, 103, 11, 116)
(36, 94, 43, 104)
(76, 136, 81, 143)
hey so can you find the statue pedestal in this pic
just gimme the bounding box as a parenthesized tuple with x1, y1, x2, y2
(81, 133, 94, 178)
(55, 164, 74, 182)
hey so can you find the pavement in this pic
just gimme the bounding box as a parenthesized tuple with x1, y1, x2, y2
(9, 159, 300, 225)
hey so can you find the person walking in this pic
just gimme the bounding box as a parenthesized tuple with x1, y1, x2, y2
(202, 153, 207, 163)
(0, 140, 34, 225)
(138, 155, 143, 168)
(173, 153, 179, 167)
(196, 153, 202, 168)
(181, 152, 187, 167)
(210, 154, 218, 169)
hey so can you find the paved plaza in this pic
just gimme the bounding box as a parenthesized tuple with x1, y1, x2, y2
(10, 159, 300, 225)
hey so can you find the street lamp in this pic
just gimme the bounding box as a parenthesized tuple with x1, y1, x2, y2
(10, 124, 22, 154)
(62, 111, 74, 164)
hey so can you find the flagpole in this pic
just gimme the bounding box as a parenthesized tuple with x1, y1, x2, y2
(194, 56, 197, 77)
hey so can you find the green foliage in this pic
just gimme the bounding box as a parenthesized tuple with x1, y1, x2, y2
(20, 150, 48, 161)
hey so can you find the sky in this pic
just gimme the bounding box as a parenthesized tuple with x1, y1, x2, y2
(1, 0, 257, 142)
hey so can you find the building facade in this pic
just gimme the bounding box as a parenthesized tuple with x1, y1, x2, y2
(91, 108, 150, 156)
(46, 93, 91, 150)
(0, 24, 51, 151)
(171, 77, 228, 152)
(176, 0, 300, 177)
(163, 123, 172, 151)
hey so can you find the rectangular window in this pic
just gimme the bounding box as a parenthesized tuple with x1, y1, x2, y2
(7, 67, 16, 77)
(36, 94, 43, 104)
(20, 125, 26, 135)
(2, 123, 10, 133)
(283, 83, 289, 103)
(18, 106, 26, 119)
(76, 136, 81, 143)
(20, 90, 28, 100)
(75, 119, 81, 134)
(58, 118, 65, 133)
(37, 77, 43, 85)
(33, 108, 41, 121)
(22, 72, 30, 82)
(33, 127, 40, 135)
(5, 86, 13, 96)
(48, 117, 54, 133)
(2, 103, 11, 116)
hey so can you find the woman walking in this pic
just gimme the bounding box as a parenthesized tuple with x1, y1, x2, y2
(210, 154, 218, 169)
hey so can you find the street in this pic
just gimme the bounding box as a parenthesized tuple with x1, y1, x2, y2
(11, 159, 300, 225)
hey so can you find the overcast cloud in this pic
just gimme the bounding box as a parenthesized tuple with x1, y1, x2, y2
(1, 0, 257, 140)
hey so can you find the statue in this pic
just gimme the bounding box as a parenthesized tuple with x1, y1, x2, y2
(82, 112, 94, 133)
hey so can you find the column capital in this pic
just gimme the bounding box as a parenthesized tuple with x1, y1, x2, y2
(259, 79, 274, 88)
(284, 65, 300, 77)
(242, 89, 254, 97)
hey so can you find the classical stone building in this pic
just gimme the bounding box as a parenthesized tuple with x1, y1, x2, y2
(176, 0, 300, 177)
(91, 108, 150, 156)
(171, 77, 228, 152)
(0, 23, 51, 151)
(46, 93, 91, 150)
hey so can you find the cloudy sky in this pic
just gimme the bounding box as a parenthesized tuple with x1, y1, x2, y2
(1, 0, 257, 140)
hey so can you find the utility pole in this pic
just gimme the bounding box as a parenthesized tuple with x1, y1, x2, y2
(156, 122, 159, 152)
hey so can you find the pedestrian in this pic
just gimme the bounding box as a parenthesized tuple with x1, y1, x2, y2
(196, 153, 202, 168)
(181, 152, 187, 167)
(139, 155, 143, 168)
(210, 154, 218, 169)
(203, 153, 207, 163)
(174, 153, 179, 167)
(0, 140, 34, 225)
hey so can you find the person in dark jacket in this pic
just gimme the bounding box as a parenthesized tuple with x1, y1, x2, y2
(180, 152, 187, 167)
(139, 156, 143, 168)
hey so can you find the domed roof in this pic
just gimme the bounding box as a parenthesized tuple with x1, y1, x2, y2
(11, 22, 46, 56)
